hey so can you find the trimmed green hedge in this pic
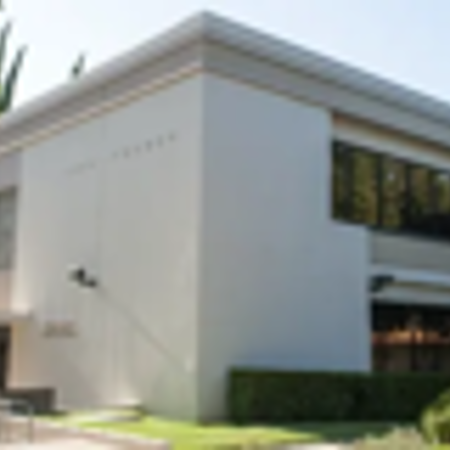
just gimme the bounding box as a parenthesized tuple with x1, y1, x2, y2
(228, 369, 450, 423)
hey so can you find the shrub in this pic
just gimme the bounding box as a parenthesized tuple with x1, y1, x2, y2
(228, 369, 450, 423)
(353, 428, 428, 450)
(421, 388, 450, 443)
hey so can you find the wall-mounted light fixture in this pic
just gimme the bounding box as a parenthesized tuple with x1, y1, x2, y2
(69, 267, 98, 289)
(370, 274, 395, 293)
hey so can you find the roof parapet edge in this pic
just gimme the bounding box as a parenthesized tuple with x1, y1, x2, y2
(0, 12, 210, 134)
(201, 13, 450, 126)
(1, 11, 450, 147)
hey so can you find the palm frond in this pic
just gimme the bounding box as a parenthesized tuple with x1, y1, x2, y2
(0, 45, 26, 112)
(71, 54, 86, 79)
(0, 23, 12, 82)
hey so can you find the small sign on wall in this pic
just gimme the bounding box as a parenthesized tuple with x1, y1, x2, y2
(42, 321, 77, 338)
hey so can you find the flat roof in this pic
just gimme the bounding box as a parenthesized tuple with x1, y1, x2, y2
(1, 12, 450, 151)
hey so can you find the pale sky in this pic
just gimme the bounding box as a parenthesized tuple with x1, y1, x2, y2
(5, 0, 450, 107)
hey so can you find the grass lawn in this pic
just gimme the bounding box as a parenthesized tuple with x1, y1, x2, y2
(45, 412, 424, 449)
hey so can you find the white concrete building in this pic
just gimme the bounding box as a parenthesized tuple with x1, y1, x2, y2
(0, 13, 450, 419)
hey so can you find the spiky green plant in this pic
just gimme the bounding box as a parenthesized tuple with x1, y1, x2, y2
(70, 54, 86, 79)
(0, 21, 26, 112)
(0, 1, 85, 111)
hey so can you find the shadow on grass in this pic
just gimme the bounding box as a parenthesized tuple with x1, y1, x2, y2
(282, 422, 414, 443)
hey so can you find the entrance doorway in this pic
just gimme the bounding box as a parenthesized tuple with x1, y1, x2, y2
(0, 326, 10, 389)
(372, 303, 450, 373)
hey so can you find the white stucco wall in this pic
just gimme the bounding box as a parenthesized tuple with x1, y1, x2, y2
(5, 14, 450, 421)
(0, 271, 12, 314)
(10, 73, 375, 420)
(0, 152, 20, 315)
(198, 76, 370, 418)
(12, 76, 203, 419)
(0, 152, 21, 192)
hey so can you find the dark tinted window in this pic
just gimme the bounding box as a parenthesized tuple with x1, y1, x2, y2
(332, 141, 450, 241)
(433, 172, 450, 237)
(408, 165, 432, 234)
(332, 143, 351, 220)
(351, 150, 379, 226)
(380, 157, 407, 230)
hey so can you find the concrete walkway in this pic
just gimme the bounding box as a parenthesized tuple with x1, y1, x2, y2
(4, 444, 348, 449)
(1, 419, 169, 449)
(4, 438, 121, 449)
(4, 443, 347, 450)
(3, 437, 169, 449)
